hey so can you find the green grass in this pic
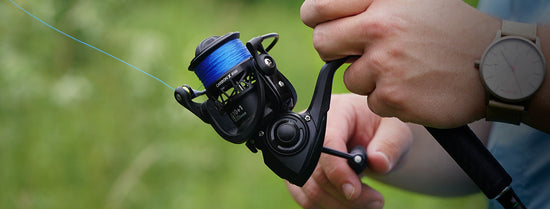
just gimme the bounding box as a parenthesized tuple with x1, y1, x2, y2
(1, 0, 485, 208)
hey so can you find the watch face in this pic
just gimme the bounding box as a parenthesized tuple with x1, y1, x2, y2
(480, 36, 546, 101)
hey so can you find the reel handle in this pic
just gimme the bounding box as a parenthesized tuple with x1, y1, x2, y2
(322, 146, 368, 174)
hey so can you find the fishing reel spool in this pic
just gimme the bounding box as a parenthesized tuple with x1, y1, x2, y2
(174, 32, 367, 186)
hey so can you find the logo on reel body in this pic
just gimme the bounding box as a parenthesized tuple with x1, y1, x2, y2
(175, 32, 367, 186)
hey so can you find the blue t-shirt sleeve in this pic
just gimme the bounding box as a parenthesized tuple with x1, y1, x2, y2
(477, 0, 550, 23)
(486, 123, 550, 209)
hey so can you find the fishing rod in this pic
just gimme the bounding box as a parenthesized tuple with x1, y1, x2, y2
(425, 126, 526, 209)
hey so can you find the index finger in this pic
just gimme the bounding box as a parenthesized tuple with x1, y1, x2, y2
(301, 0, 373, 27)
(317, 95, 369, 200)
(320, 125, 364, 201)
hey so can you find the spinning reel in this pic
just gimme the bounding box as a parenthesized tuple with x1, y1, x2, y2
(174, 32, 527, 209)
(174, 32, 367, 186)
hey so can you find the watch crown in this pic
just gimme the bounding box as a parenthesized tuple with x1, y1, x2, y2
(475, 60, 480, 69)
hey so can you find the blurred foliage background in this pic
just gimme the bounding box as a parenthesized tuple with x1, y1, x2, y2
(1, 0, 484, 208)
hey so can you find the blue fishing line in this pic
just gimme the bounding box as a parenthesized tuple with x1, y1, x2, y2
(9, 0, 175, 91)
(195, 38, 251, 88)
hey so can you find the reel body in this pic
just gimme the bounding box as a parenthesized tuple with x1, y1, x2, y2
(176, 32, 526, 209)
(175, 32, 366, 186)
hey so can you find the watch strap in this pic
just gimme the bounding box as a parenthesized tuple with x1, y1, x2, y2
(501, 20, 537, 40)
(486, 100, 524, 125)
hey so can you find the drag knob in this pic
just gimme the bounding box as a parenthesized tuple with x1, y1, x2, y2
(276, 122, 299, 147)
(268, 115, 308, 155)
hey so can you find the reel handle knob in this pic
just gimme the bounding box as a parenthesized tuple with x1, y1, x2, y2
(348, 146, 368, 174)
(321, 146, 368, 174)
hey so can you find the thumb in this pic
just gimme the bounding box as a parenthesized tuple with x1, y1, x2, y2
(365, 117, 413, 174)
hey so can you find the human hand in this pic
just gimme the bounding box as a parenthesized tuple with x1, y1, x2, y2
(301, 0, 502, 128)
(286, 94, 412, 209)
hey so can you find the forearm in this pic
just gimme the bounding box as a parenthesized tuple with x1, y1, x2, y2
(524, 25, 550, 133)
(366, 120, 492, 197)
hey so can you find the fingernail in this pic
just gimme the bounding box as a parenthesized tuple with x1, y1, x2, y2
(377, 151, 393, 172)
(342, 183, 355, 200)
(367, 200, 383, 209)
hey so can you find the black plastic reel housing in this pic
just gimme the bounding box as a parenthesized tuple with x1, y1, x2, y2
(178, 32, 526, 209)
(175, 32, 367, 186)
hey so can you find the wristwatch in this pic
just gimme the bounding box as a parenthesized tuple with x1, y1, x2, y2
(476, 20, 546, 125)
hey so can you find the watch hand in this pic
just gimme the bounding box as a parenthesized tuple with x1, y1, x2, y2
(500, 50, 524, 96)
